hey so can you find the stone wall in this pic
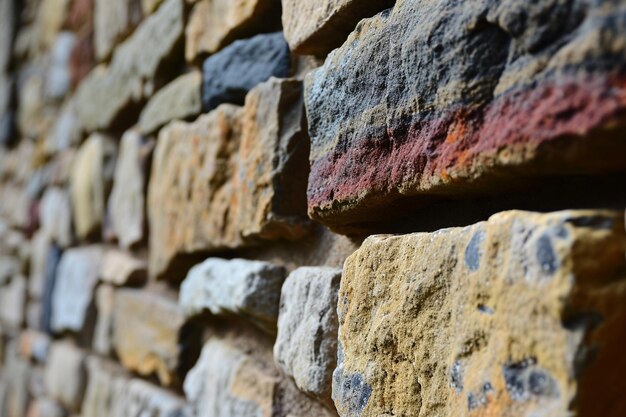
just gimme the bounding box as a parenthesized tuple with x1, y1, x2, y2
(0, 1, 625, 417)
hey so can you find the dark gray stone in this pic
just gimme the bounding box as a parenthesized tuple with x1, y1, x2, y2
(201, 32, 290, 111)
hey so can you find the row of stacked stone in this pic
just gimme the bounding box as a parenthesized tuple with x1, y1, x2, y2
(1, 1, 626, 417)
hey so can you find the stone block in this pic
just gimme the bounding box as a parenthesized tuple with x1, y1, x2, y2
(94, 0, 142, 60)
(274, 267, 341, 405)
(18, 330, 50, 364)
(185, 0, 281, 63)
(107, 130, 153, 249)
(334, 210, 626, 417)
(0, 275, 26, 329)
(180, 258, 286, 332)
(138, 71, 202, 135)
(70, 133, 117, 240)
(39, 187, 73, 247)
(201, 32, 290, 112)
(100, 249, 147, 286)
(93, 284, 115, 356)
(305, 0, 626, 233)
(45, 32, 76, 99)
(44, 341, 86, 413)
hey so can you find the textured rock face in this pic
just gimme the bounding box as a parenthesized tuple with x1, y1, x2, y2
(70, 134, 117, 240)
(45, 32, 76, 100)
(50, 246, 102, 334)
(236, 78, 310, 240)
(44, 342, 86, 413)
(185, 338, 337, 417)
(274, 267, 341, 405)
(185, 0, 281, 63)
(94, 0, 142, 60)
(180, 258, 286, 331)
(202, 32, 290, 112)
(93, 284, 115, 355)
(305, 0, 626, 232)
(138, 71, 202, 135)
(0, 275, 26, 329)
(107, 130, 153, 249)
(74, 0, 184, 132)
(148, 105, 244, 281)
(334, 210, 626, 417)
(39, 187, 73, 247)
(281, 0, 394, 56)
(112, 289, 189, 387)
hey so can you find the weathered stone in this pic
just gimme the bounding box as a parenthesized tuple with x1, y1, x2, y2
(74, 0, 184, 132)
(45, 32, 76, 99)
(138, 71, 202, 135)
(93, 284, 115, 355)
(44, 101, 81, 155)
(148, 105, 244, 281)
(17, 72, 48, 140)
(83, 357, 188, 417)
(236, 77, 310, 240)
(185, 338, 336, 417)
(69, 28, 95, 89)
(26, 300, 45, 330)
(281, 0, 394, 56)
(185, 0, 281, 63)
(201, 32, 290, 112)
(180, 258, 286, 331)
(305, 0, 626, 233)
(66, 0, 94, 33)
(112, 289, 189, 386)
(18, 330, 50, 364)
(0, 255, 21, 286)
(2, 344, 31, 417)
(33, 0, 70, 52)
(94, 0, 142, 60)
(70, 133, 117, 240)
(0, 275, 26, 329)
(39, 187, 73, 247)
(44, 341, 86, 413)
(25, 398, 66, 417)
(335, 210, 626, 417)
(274, 267, 341, 404)
(100, 249, 147, 286)
(50, 246, 102, 334)
(107, 130, 153, 249)
(41, 244, 62, 334)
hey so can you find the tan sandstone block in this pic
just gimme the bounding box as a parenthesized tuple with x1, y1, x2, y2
(335, 210, 626, 417)
(95, 0, 142, 60)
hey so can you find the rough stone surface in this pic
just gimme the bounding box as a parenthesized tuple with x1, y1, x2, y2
(282, 0, 394, 56)
(185, 0, 281, 63)
(100, 249, 147, 286)
(95, 0, 142, 60)
(18, 330, 50, 364)
(44, 100, 81, 155)
(70, 133, 117, 240)
(33, 0, 70, 52)
(305, 0, 626, 232)
(74, 0, 184, 132)
(138, 71, 202, 135)
(107, 130, 153, 249)
(185, 338, 337, 417)
(180, 258, 286, 331)
(148, 105, 244, 281)
(41, 244, 63, 334)
(274, 267, 341, 404)
(93, 284, 115, 356)
(29, 231, 51, 299)
(201, 32, 290, 112)
(44, 341, 87, 413)
(334, 210, 626, 417)
(50, 246, 103, 334)
(39, 187, 73, 247)
(112, 289, 190, 387)
(236, 78, 311, 241)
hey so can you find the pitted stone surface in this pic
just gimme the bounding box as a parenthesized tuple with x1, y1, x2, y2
(50, 246, 103, 334)
(305, 0, 626, 232)
(112, 289, 188, 387)
(201, 32, 290, 112)
(274, 267, 341, 405)
(138, 71, 202, 135)
(236, 77, 311, 241)
(148, 105, 244, 281)
(180, 258, 286, 331)
(185, 0, 281, 63)
(107, 130, 154, 250)
(70, 133, 117, 240)
(334, 210, 626, 417)
(282, 0, 394, 56)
